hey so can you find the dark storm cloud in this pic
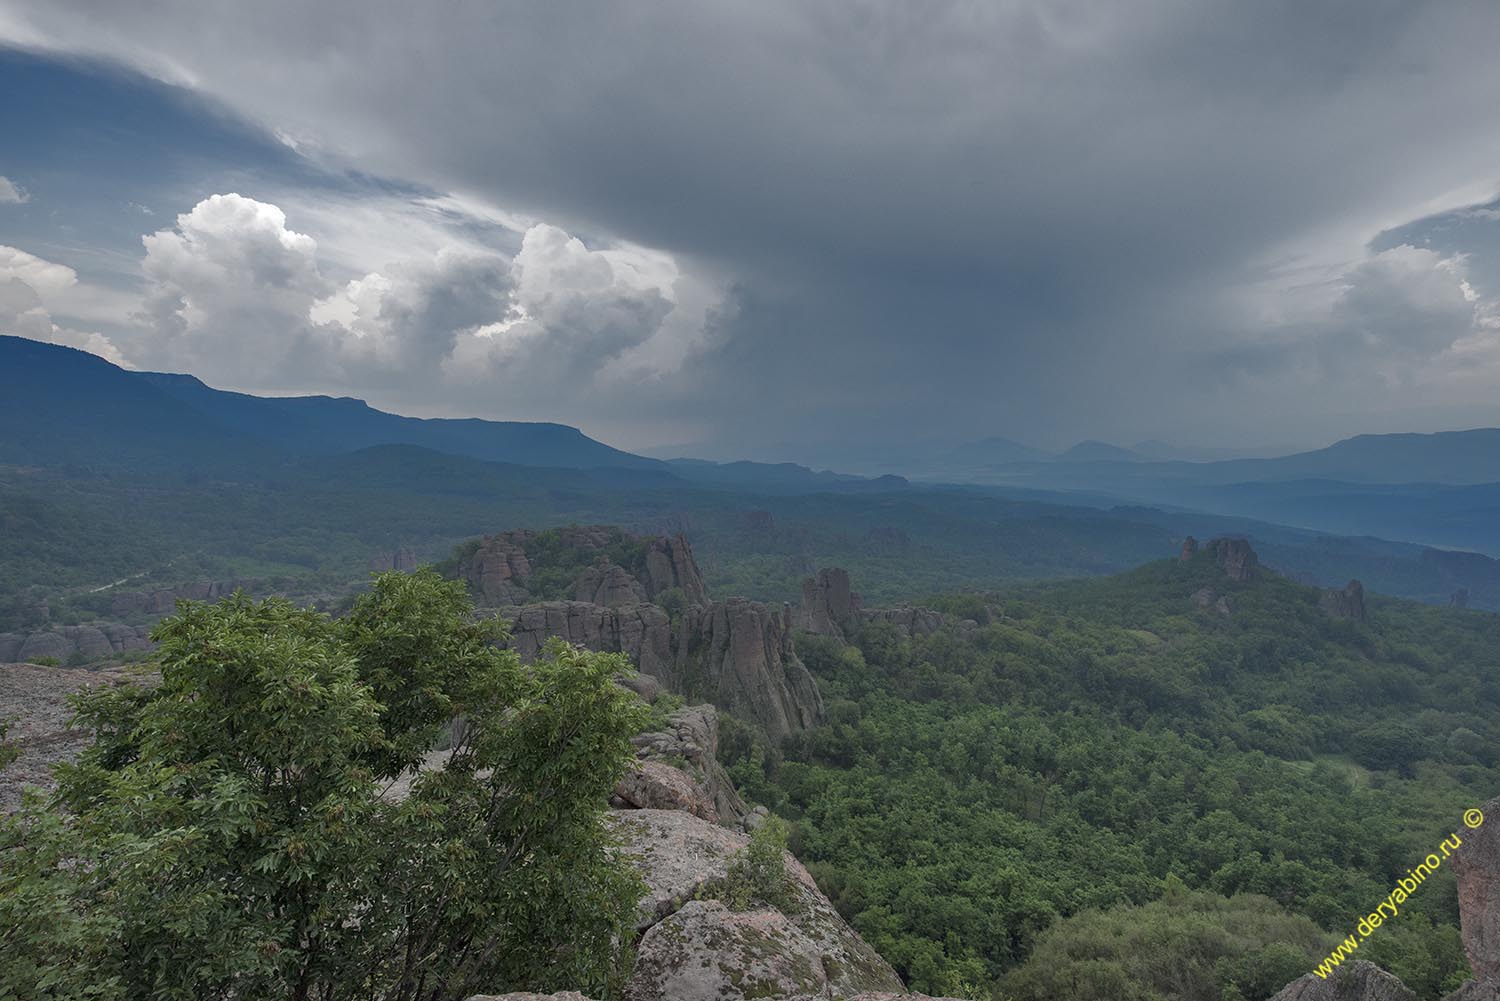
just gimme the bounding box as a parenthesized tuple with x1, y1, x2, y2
(4, 1, 1500, 453)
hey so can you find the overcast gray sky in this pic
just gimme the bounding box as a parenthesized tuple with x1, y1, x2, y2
(2, 1, 1500, 459)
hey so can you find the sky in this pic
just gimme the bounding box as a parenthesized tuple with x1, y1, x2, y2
(2, 1, 1500, 462)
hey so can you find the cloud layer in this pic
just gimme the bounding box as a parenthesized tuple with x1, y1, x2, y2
(3, 2, 1500, 453)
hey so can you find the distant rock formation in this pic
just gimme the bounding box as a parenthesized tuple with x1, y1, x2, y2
(1455, 796, 1500, 986)
(1454, 588, 1471, 609)
(505, 601, 675, 679)
(458, 532, 534, 605)
(110, 578, 257, 617)
(0, 623, 154, 664)
(1320, 580, 1367, 622)
(1270, 960, 1415, 1001)
(573, 561, 649, 607)
(502, 597, 823, 738)
(369, 546, 419, 573)
(673, 598, 825, 738)
(1180, 536, 1199, 561)
(642, 534, 708, 605)
(793, 566, 956, 642)
(1191, 587, 1232, 617)
(794, 567, 858, 639)
(1206, 537, 1259, 581)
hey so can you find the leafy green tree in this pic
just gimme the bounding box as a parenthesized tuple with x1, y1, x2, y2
(0, 572, 648, 1001)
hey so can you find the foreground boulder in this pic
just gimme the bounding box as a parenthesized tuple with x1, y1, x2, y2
(1271, 960, 1416, 1001)
(611, 808, 906, 1001)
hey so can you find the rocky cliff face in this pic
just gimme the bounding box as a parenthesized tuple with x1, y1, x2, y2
(626, 704, 749, 826)
(794, 567, 858, 639)
(459, 532, 535, 605)
(1320, 579, 1367, 621)
(1206, 537, 1259, 580)
(793, 567, 955, 642)
(1456, 797, 1500, 987)
(110, 578, 259, 617)
(673, 598, 825, 738)
(0, 623, 154, 664)
(611, 809, 908, 1001)
(486, 528, 824, 738)
(572, 562, 649, 607)
(642, 534, 708, 605)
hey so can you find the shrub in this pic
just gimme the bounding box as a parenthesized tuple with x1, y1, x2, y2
(0, 571, 648, 1001)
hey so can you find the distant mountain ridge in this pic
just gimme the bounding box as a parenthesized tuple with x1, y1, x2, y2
(0, 335, 661, 474)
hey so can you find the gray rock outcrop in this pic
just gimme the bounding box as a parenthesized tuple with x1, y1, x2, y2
(1206, 537, 1259, 581)
(642, 534, 708, 605)
(1321, 580, 1367, 622)
(795, 567, 858, 639)
(504, 602, 674, 679)
(629, 704, 748, 825)
(1453, 588, 1471, 609)
(1455, 797, 1500, 985)
(1180, 536, 1199, 560)
(459, 532, 534, 605)
(672, 598, 825, 738)
(0, 623, 154, 664)
(1270, 961, 1416, 1001)
(572, 562, 648, 607)
(611, 809, 905, 1001)
(0, 663, 146, 812)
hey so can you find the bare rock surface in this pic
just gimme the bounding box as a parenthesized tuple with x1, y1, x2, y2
(795, 567, 858, 639)
(642, 534, 709, 605)
(1455, 797, 1500, 984)
(0, 624, 154, 665)
(467, 993, 596, 1001)
(1270, 961, 1416, 1001)
(504, 602, 674, 679)
(1206, 537, 1260, 581)
(611, 808, 905, 1001)
(0, 662, 146, 812)
(572, 562, 648, 607)
(629, 704, 748, 825)
(1321, 579, 1368, 621)
(674, 598, 824, 738)
(614, 760, 718, 822)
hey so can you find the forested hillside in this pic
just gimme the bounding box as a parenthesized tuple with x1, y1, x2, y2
(723, 551, 1499, 999)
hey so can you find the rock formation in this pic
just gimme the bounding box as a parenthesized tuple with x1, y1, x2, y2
(369, 547, 419, 573)
(459, 532, 534, 605)
(1453, 588, 1471, 609)
(1455, 796, 1500, 986)
(1180, 536, 1199, 560)
(641, 534, 708, 605)
(793, 567, 955, 642)
(1190, 587, 1232, 616)
(611, 808, 906, 1001)
(794, 567, 858, 639)
(572, 561, 649, 607)
(1270, 961, 1416, 1001)
(1320, 580, 1367, 622)
(628, 704, 748, 826)
(673, 599, 825, 738)
(614, 761, 720, 822)
(0, 623, 154, 664)
(110, 578, 258, 617)
(504, 602, 675, 679)
(1205, 537, 1259, 581)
